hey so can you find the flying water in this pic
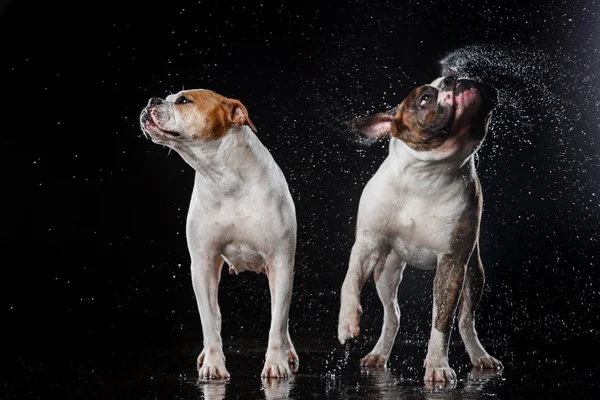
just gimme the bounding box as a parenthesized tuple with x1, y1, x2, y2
(439, 44, 600, 237)
(436, 44, 600, 347)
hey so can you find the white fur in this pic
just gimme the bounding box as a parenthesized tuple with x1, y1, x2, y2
(339, 138, 476, 376)
(141, 91, 298, 379)
(185, 127, 297, 379)
(356, 139, 476, 270)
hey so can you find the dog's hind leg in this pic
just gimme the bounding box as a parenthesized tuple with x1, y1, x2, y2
(458, 243, 503, 370)
(361, 251, 407, 368)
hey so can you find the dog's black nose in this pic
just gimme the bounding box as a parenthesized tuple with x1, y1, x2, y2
(148, 97, 163, 107)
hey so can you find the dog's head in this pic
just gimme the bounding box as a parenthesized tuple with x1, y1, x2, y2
(352, 76, 498, 161)
(140, 89, 257, 146)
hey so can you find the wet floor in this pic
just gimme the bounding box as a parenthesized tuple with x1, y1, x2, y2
(4, 320, 599, 399)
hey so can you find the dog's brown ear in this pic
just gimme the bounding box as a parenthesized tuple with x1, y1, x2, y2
(223, 98, 257, 133)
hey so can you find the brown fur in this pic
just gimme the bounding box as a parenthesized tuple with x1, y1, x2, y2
(391, 87, 449, 152)
(457, 243, 485, 332)
(181, 90, 257, 140)
(433, 176, 482, 333)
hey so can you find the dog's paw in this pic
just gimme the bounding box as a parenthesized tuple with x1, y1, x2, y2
(473, 354, 503, 370)
(424, 360, 456, 382)
(198, 360, 230, 380)
(198, 351, 229, 380)
(262, 345, 292, 378)
(360, 353, 388, 368)
(468, 365, 503, 381)
(338, 303, 362, 344)
(261, 358, 291, 379)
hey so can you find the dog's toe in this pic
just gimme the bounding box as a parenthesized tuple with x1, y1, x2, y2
(197, 350, 205, 366)
(337, 304, 362, 344)
(261, 362, 290, 379)
(424, 366, 457, 383)
(360, 353, 387, 368)
(475, 355, 503, 370)
(198, 362, 230, 380)
(286, 349, 299, 371)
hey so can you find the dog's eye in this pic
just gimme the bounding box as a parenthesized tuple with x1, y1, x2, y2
(419, 94, 432, 107)
(175, 96, 192, 105)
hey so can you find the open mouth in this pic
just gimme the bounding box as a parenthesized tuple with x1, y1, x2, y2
(141, 109, 181, 137)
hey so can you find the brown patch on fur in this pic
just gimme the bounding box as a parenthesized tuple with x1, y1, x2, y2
(183, 90, 257, 140)
(433, 176, 483, 333)
(457, 242, 485, 331)
(224, 99, 257, 133)
(391, 87, 451, 151)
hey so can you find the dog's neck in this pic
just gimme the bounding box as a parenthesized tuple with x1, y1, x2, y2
(172, 126, 271, 189)
(388, 138, 477, 187)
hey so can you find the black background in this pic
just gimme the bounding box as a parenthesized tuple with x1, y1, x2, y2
(2, 0, 600, 395)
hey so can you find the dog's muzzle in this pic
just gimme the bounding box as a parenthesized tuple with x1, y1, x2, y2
(140, 100, 181, 137)
(140, 108, 153, 125)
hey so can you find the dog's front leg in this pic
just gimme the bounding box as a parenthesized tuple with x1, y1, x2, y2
(192, 254, 229, 380)
(361, 251, 407, 368)
(262, 253, 295, 378)
(424, 252, 471, 382)
(338, 238, 389, 345)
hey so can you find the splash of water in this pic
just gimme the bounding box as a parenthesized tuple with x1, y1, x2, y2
(438, 44, 600, 235)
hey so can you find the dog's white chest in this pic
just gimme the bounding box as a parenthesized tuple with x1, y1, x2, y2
(391, 197, 460, 269)
(358, 156, 470, 270)
(187, 198, 284, 274)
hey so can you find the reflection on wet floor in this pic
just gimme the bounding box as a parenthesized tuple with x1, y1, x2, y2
(4, 334, 599, 399)
(189, 339, 507, 399)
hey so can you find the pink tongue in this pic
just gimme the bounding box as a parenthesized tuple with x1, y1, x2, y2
(151, 112, 161, 126)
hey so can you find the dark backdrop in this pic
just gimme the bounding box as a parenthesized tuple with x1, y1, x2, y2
(2, 0, 599, 364)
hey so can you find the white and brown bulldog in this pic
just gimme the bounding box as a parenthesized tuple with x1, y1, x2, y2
(338, 76, 503, 382)
(140, 89, 298, 379)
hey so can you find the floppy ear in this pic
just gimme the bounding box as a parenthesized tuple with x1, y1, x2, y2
(223, 98, 258, 133)
(349, 106, 399, 139)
